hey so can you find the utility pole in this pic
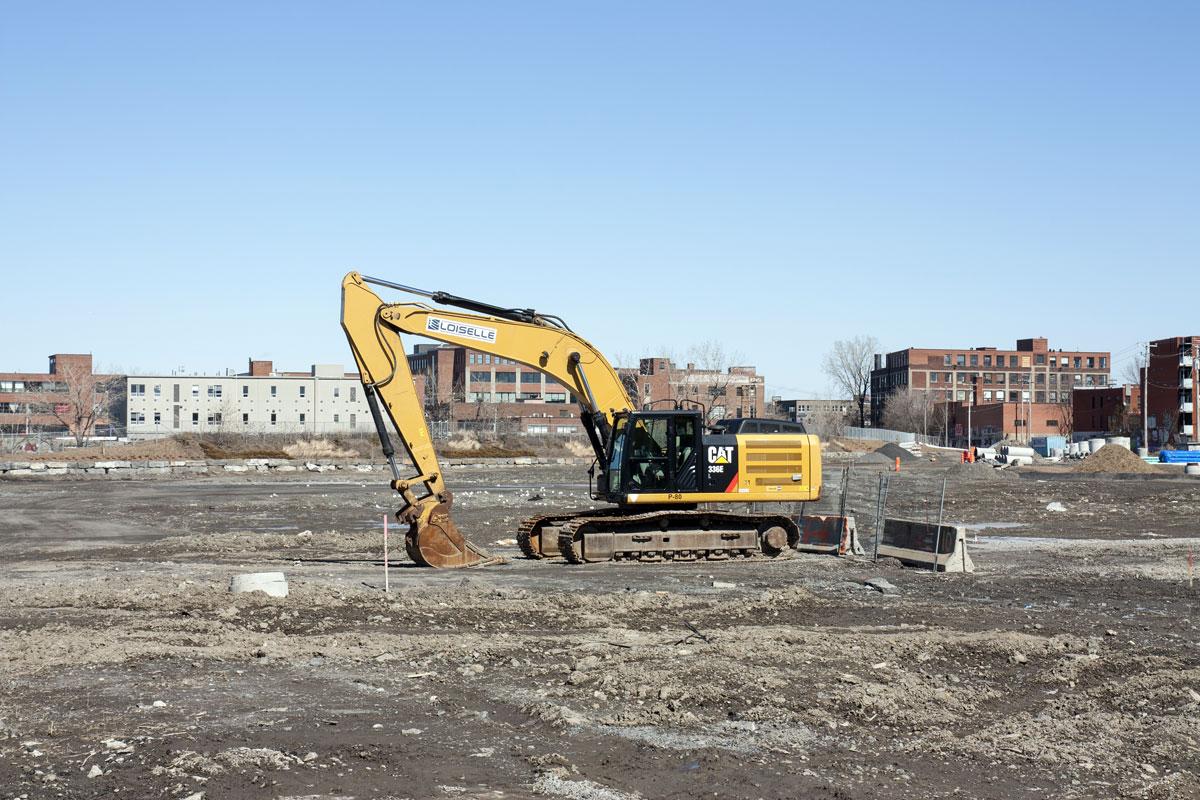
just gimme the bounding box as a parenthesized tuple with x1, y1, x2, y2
(1143, 341, 1149, 451)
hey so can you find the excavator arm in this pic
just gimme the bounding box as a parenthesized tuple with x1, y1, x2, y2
(340, 271, 632, 567)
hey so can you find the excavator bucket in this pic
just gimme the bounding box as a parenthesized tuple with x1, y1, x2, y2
(403, 501, 496, 568)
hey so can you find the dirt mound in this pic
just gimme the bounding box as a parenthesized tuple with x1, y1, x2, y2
(828, 437, 885, 453)
(945, 461, 1016, 480)
(1073, 444, 1158, 474)
(875, 442, 920, 462)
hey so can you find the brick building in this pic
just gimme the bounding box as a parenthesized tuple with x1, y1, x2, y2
(622, 357, 765, 421)
(942, 399, 1072, 446)
(1073, 385, 1141, 438)
(1144, 336, 1197, 447)
(406, 344, 583, 435)
(0, 354, 119, 436)
(405, 346, 766, 434)
(871, 337, 1111, 427)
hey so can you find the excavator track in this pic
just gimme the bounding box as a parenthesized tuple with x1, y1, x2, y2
(517, 507, 639, 559)
(556, 509, 799, 564)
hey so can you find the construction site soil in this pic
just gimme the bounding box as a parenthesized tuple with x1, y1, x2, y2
(2, 460, 1198, 799)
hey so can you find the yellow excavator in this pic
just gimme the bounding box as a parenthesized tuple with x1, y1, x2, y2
(341, 272, 822, 567)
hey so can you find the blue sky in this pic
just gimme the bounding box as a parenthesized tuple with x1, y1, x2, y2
(1, 2, 1195, 397)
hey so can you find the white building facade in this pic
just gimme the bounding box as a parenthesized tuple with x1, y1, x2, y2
(125, 362, 371, 438)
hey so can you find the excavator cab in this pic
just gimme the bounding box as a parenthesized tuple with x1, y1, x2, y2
(605, 410, 703, 500)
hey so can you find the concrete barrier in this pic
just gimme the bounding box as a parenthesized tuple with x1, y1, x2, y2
(877, 518, 974, 573)
(795, 515, 865, 556)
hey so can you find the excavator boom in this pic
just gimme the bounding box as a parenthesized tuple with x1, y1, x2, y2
(340, 271, 633, 566)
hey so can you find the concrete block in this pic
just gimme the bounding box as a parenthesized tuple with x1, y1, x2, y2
(44, 468, 68, 476)
(7, 462, 32, 470)
(143, 467, 170, 475)
(266, 459, 290, 467)
(146, 460, 169, 468)
(274, 465, 297, 472)
(224, 464, 249, 473)
(186, 465, 209, 473)
(5, 469, 34, 476)
(0, 463, 13, 471)
(84, 468, 107, 475)
(170, 461, 188, 467)
(229, 571, 288, 598)
(94, 461, 132, 470)
(244, 459, 269, 467)
(29, 463, 48, 471)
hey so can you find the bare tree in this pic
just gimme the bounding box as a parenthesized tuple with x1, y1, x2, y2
(1157, 410, 1178, 448)
(1120, 354, 1145, 387)
(822, 336, 879, 428)
(803, 402, 850, 439)
(881, 389, 935, 435)
(32, 363, 115, 446)
(1056, 394, 1075, 442)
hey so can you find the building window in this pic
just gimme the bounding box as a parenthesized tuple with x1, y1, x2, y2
(970, 354, 978, 366)
(192, 412, 199, 425)
(1073, 357, 1082, 368)
(1046, 419, 1059, 427)
(350, 386, 357, 401)
(299, 386, 306, 397)
(956, 354, 965, 366)
(528, 425, 549, 434)
(521, 373, 541, 384)
(495, 392, 516, 402)
(930, 373, 938, 383)
(270, 413, 277, 425)
(153, 384, 161, 397)
(208, 385, 222, 398)
(350, 413, 356, 428)
(242, 385, 249, 397)
(956, 390, 965, 400)
(130, 383, 146, 397)
(207, 412, 222, 425)
(333, 414, 339, 423)
(495, 371, 517, 383)
(943, 354, 951, 365)
(333, 387, 340, 398)
(242, 413, 249, 424)
(1035, 354, 1045, 365)
(270, 385, 277, 397)
(484, 355, 491, 364)
(470, 371, 491, 382)
(192, 385, 199, 397)
(546, 392, 567, 403)
(153, 412, 161, 425)
(299, 413, 306, 424)
(1074, 374, 1082, 385)
(983, 355, 992, 367)
(130, 412, 145, 424)
(1100, 357, 1107, 368)
(1050, 392, 1058, 402)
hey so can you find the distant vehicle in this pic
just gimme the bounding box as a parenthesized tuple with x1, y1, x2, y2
(711, 418, 808, 435)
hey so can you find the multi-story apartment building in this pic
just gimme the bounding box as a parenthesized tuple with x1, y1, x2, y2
(0, 354, 119, 435)
(624, 357, 765, 420)
(871, 337, 1111, 427)
(125, 359, 370, 438)
(1145, 336, 1197, 447)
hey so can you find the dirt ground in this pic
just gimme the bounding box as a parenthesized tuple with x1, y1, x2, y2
(2, 461, 1199, 799)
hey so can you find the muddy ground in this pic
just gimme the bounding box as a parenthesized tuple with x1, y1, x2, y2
(1, 461, 1199, 799)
